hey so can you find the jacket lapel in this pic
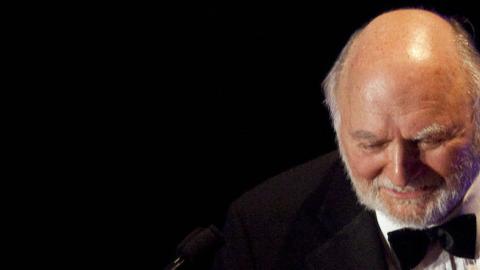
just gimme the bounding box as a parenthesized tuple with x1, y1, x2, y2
(305, 210, 387, 270)
(277, 158, 388, 269)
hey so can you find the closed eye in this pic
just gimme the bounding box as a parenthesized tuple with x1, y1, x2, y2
(358, 141, 388, 152)
(416, 136, 448, 149)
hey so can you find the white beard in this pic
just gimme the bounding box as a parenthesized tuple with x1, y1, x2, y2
(338, 140, 480, 229)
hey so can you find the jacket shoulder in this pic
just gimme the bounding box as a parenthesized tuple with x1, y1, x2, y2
(216, 151, 343, 269)
(233, 150, 341, 219)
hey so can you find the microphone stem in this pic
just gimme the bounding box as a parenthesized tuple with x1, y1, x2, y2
(165, 257, 184, 270)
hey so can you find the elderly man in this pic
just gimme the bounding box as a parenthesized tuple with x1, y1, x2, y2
(212, 8, 480, 270)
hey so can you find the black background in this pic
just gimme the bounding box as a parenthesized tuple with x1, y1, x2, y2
(155, 1, 479, 267)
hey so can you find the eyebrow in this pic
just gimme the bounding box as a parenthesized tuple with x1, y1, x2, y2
(350, 130, 379, 141)
(413, 123, 448, 141)
(351, 124, 450, 142)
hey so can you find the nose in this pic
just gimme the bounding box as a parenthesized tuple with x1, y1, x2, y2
(386, 141, 420, 187)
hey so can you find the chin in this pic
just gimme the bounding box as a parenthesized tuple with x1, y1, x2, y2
(346, 166, 475, 229)
(374, 187, 462, 228)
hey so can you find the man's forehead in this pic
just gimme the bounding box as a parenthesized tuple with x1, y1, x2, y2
(337, 67, 465, 126)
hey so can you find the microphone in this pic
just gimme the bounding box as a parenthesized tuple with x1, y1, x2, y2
(164, 225, 224, 270)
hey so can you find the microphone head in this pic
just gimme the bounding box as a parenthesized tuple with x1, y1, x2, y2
(176, 225, 224, 265)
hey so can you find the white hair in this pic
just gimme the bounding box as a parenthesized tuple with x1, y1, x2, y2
(449, 19, 480, 151)
(321, 28, 363, 132)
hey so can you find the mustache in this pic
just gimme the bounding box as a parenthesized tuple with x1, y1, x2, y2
(372, 174, 443, 192)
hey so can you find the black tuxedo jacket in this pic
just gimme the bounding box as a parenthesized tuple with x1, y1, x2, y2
(212, 151, 390, 270)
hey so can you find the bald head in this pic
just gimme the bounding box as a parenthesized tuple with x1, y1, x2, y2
(349, 9, 459, 67)
(321, 8, 480, 132)
(339, 9, 466, 107)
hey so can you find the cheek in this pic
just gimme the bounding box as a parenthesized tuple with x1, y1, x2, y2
(422, 140, 474, 178)
(343, 143, 385, 182)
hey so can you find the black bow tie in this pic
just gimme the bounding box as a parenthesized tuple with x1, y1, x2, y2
(387, 214, 477, 270)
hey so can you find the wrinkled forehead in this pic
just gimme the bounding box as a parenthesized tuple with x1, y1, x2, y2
(336, 61, 472, 140)
(343, 61, 467, 113)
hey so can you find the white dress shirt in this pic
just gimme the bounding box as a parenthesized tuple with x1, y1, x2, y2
(376, 174, 480, 270)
